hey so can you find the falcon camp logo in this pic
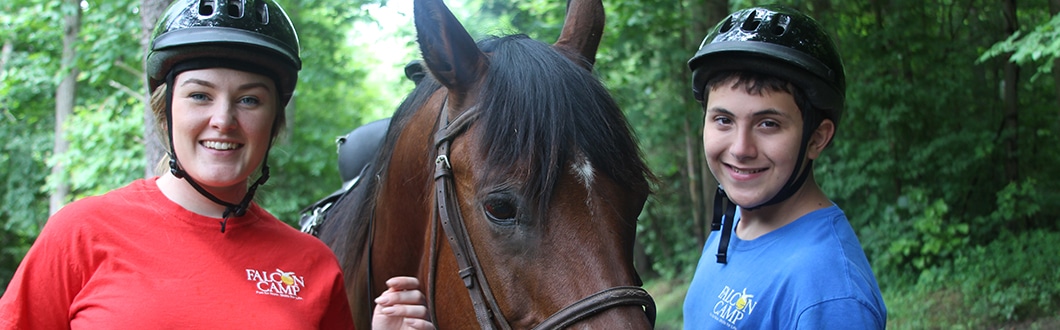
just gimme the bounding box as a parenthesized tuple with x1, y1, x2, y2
(246, 268, 305, 300)
(712, 285, 758, 326)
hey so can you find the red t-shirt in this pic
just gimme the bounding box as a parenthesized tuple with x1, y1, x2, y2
(0, 178, 354, 329)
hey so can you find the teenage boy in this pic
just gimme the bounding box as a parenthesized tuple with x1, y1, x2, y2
(682, 5, 887, 329)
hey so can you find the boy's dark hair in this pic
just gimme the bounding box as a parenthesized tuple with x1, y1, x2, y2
(702, 71, 825, 141)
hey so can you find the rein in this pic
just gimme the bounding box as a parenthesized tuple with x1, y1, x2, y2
(429, 99, 657, 329)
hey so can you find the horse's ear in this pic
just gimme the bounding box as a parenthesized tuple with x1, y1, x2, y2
(414, 0, 488, 94)
(554, 0, 605, 70)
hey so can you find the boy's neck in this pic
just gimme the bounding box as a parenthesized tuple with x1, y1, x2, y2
(734, 179, 832, 240)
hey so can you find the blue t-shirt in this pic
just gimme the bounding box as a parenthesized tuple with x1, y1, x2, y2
(683, 205, 886, 329)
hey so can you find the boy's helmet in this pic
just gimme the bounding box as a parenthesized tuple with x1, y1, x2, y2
(146, 0, 301, 106)
(688, 4, 844, 126)
(690, 6, 846, 263)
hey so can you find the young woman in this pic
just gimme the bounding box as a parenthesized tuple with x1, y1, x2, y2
(0, 0, 431, 329)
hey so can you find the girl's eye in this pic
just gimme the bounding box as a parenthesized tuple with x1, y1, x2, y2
(760, 120, 780, 128)
(190, 93, 210, 101)
(713, 116, 732, 125)
(238, 96, 261, 106)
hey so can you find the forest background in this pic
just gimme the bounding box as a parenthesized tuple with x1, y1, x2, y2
(1, 0, 1058, 328)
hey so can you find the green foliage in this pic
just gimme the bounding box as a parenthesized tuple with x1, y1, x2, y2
(979, 12, 1060, 77)
(941, 230, 1060, 324)
(0, 114, 50, 294)
(643, 277, 690, 330)
(883, 287, 978, 329)
(53, 95, 144, 199)
(873, 188, 968, 278)
(885, 232, 1060, 328)
(972, 177, 1045, 235)
(258, 0, 391, 224)
(600, 0, 705, 281)
(0, 0, 65, 295)
(811, 0, 1060, 290)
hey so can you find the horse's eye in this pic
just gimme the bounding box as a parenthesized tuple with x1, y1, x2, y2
(483, 199, 517, 224)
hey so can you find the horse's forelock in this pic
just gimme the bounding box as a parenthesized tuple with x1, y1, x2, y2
(474, 35, 652, 217)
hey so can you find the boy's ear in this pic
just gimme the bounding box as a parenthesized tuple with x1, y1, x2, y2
(807, 119, 836, 160)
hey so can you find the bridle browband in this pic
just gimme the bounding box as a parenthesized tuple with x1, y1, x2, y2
(428, 98, 657, 329)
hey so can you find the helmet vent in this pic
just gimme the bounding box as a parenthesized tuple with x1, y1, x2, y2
(226, 0, 244, 18)
(254, 1, 269, 24)
(718, 17, 734, 34)
(197, 0, 216, 16)
(770, 15, 791, 36)
(741, 10, 761, 32)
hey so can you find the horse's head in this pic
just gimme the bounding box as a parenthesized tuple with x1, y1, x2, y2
(405, 0, 656, 328)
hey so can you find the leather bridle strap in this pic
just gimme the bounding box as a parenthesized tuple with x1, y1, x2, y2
(532, 286, 657, 329)
(432, 101, 513, 330)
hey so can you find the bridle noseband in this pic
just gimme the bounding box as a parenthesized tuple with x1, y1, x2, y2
(429, 99, 657, 329)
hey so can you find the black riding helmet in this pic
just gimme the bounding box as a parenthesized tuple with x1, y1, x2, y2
(688, 5, 845, 263)
(146, 0, 301, 232)
(689, 4, 844, 125)
(147, 0, 301, 106)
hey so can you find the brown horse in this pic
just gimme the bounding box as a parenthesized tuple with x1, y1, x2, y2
(318, 0, 656, 328)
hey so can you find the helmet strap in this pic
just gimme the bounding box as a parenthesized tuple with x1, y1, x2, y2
(163, 68, 276, 233)
(711, 185, 738, 263)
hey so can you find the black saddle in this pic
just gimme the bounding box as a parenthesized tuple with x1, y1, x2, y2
(299, 60, 425, 236)
(299, 117, 390, 235)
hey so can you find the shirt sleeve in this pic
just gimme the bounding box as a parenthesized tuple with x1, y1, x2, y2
(0, 208, 91, 330)
(795, 297, 885, 330)
(318, 266, 355, 329)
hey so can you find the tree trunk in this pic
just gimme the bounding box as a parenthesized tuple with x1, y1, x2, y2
(633, 235, 656, 279)
(686, 0, 728, 249)
(0, 42, 11, 71)
(141, 0, 173, 178)
(281, 4, 300, 145)
(1051, 0, 1060, 126)
(1001, 0, 1020, 183)
(50, 0, 81, 216)
(683, 118, 702, 245)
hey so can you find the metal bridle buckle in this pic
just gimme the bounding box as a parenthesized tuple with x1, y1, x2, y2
(435, 155, 451, 169)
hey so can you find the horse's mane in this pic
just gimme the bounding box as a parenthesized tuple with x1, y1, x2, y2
(320, 33, 654, 270)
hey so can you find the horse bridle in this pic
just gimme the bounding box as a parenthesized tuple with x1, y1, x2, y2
(428, 99, 657, 329)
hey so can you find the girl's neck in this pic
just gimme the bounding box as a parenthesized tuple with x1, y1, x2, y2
(156, 173, 247, 218)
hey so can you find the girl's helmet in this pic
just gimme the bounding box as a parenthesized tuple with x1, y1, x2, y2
(146, 0, 301, 107)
